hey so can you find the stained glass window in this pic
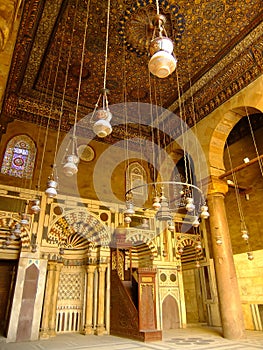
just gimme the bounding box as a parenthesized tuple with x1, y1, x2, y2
(1, 135, 36, 179)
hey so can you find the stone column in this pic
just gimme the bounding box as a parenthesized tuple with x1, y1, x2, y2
(83, 265, 96, 335)
(207, 177, 245, 339)
(95, 264, 107, 335)
(40, 262, 56, 338)
(49, 262, 63, 336)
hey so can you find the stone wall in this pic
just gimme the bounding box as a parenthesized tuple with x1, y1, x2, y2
(234, 250, 263, 330)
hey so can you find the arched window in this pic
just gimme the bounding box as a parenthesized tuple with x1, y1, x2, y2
(126, 162, 147, 206)
(1, 135, 36, 179)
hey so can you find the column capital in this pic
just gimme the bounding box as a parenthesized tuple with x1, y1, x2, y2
(97, 264, 107, 273)
(86, 264, 97, 274)
(207, 176, 228, 196)
(47, 261, 63, 272)
(47, 261, 57, 271)
(54, 262, 63, 272)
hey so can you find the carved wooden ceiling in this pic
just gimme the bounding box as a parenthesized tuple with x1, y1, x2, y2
(2, 0, 263, 143)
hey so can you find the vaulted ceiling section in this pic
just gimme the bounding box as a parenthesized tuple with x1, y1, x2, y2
(1, 0, 263, 143)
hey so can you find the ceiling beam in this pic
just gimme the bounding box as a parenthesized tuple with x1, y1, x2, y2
(219, 154, 263, 179)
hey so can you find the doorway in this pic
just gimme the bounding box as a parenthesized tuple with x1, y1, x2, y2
(162, 295, 180, 329)
(0, 260, 17, 336)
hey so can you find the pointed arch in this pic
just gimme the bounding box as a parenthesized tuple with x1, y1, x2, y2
(125, 229, 158, 257)
(162, 294, 180, 330)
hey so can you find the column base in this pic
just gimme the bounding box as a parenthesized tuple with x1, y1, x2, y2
(49, 329, 57, 337)
(95, 325, 105, 335)
(82, 325, 94, 335)
(39, 330, 50, 339)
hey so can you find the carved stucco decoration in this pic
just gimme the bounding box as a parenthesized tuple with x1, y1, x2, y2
(1, 0, 263, 143)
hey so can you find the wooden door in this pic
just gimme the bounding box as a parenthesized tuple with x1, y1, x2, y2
(0, 260, 17, 336)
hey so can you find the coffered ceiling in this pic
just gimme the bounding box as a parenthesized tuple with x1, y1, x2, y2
(2, 0, 263, 143)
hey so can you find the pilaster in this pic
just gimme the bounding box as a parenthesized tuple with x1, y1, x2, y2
(40, 261, 62, 338)
(39, 262, 56, 338)
(83, 265, 96, 335)
(49, 262, 63, 336)
(95, 264, 107, 335)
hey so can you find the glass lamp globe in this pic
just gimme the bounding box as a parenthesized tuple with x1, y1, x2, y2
(45, 180, 58, 198)
(241, 229, 249, 240)
(149, 51, 177, 78)
(124, 202, 135, 216)
(124, 215, 132, 224)
(63, 155, 79, 177)
(13, 223, 21, 237)
(20, 214, 29, 226)
(93, 109, 112, 138)
(247, 252, 254, 260)
(216, 237, 223, 245)
(93, 119, 112, 138)
(200, 205, 210, 219)
(185, 197, 195, 212)
(192, 216, 200, 228)
(196, 261, 201, 268)
(152, 196, 161, 210)
(168, 221, 175, 231)
(31, 199, 40, 214)
(195, 240, 202, 250)
(149, 37, 177, 78)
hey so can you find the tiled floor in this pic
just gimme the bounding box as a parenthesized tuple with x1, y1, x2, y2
(1, 326, 263, 350)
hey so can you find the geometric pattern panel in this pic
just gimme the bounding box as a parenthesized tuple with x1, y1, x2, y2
(58, 272, 83, 301)
(56, 266, 85, 334)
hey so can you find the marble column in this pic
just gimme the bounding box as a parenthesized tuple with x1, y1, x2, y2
(95, 264, 107, 335)
(49, 262, 63, 336)
(40, 262, 56, 338)
(207, 177, 245, 339)
(83, 265, 96, 335)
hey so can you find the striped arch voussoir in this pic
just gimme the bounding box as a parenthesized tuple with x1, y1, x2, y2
(47, 210, 111, 247)
(126, 230, 158, 257)
(0, 216, 31, 249)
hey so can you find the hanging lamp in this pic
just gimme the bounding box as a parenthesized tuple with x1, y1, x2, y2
(44, 30, 66, 197)
(31, 199, 41, 214)
(62, 0, 91, 176)
(45, 177, 58, 198)
(92, 0, 112, 137)
(63, 137, 79, 177)
(156, 186, 172, 221)
(93, 89, 112, 138)
(148, 1, 177, 78)
(225, 141, 254, 260)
